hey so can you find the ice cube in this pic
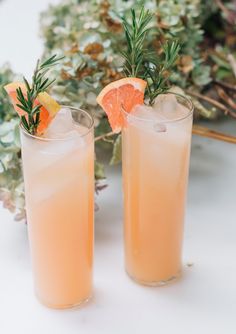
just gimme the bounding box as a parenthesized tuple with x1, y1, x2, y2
(24, 132, 86, 178)
(129, 104, 167, 132)
(23, 122, 86, 175)
(153, 94, 189, 121)
(130, 104, 167, 121)
(131, 104, 156, 119)
(45, 107, 74, 139)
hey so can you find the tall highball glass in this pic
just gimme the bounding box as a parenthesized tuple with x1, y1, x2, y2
(122, 93, 193, 285)
(21, 107, 94, 308)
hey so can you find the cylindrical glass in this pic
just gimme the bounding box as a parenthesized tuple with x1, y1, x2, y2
(20, 107, 94, 308)
(122, 93, 193, 285)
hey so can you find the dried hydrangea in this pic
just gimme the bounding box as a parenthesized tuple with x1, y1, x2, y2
(40, 0, 216, 115)
(0, 64, 17, 122)
(1, 0, 236, 219)
(39, 0, 226, 165)
(0, 65, 26, 220)
(0, 119, 25, 221)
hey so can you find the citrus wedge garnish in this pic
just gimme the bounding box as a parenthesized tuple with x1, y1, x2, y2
(97, 77, 147, 132)
(4, 82, 61, 135)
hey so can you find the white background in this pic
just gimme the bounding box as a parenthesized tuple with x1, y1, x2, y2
(0, 0, 236, 333)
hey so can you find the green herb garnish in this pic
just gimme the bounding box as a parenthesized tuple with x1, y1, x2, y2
(121, 7, 153, 77)
(16, 54, 63, 135)
(121, 6, 181, 105)
(146, 40, 181, 105)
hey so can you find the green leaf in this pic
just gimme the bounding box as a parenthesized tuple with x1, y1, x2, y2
(0, 160, 6, 173)
(210, 55, 231, 70)
(35, 111, 40, 126)
(0, 122, 15, 136)
(14, 124, 21, 147)
(191, 97, 217, 119)
(32, 104, 42, 115)
(95, 161, 106, 180)
(110, 134, 122, 165)
(215, 68, 232, 80)
(16, 104, 30, 113)
(23, 77, 31, 91)
(21, 116, 29, 131)
(192, 65, 212, 86)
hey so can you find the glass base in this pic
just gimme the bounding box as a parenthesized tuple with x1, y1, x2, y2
(126, 269, 181, 287)
(36, 293, 92, 310)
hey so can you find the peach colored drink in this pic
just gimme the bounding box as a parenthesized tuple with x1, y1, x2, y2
(122, 93, 193, 285)
(20, 107, 94, 308)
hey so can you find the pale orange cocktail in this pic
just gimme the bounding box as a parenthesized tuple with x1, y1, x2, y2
(122, 93, 193, 285)
(20, 107, 94, 308)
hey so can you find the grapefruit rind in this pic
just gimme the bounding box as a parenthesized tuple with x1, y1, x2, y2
(37, 92, 61, 116)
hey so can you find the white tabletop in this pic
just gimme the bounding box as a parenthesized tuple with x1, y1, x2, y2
(0, 1, 236, 333)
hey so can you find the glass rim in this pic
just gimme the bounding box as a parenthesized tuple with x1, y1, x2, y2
(20, 105, 94, 142)
(121, 92, 194, 124)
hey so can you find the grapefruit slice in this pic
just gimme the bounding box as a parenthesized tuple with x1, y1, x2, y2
(4, 82, 61, 135)
(97, 78, 147, 132)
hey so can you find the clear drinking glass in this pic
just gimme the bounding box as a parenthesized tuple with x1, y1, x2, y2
(122, 93, 193, 285)
(20, 107, 94, 308)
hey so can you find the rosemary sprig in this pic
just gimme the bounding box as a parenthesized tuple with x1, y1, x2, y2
(121, 7, 181, 105)
(16, 54, 64, 135)
(146, 40, 181, 105)
(120, 6, 153, 77)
